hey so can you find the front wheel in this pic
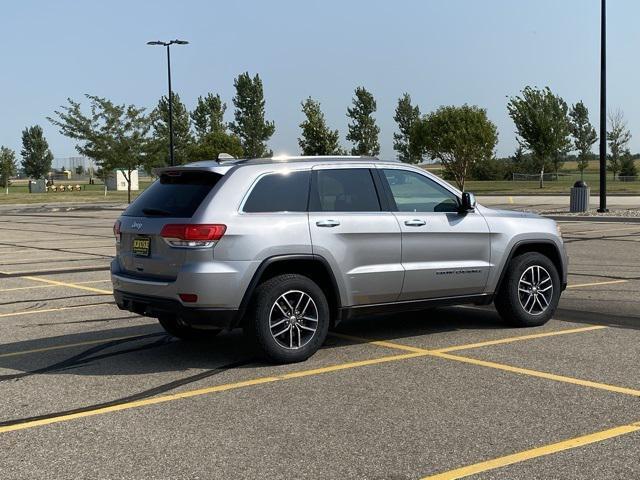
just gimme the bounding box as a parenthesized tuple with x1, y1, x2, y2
(244, 274, 329, 363)
(494, 252, 560, 327)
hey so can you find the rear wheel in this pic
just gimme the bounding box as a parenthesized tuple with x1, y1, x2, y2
(494, 252, 560, 327)
(158, 315, 222, 341)
(244, 274, 329, 363)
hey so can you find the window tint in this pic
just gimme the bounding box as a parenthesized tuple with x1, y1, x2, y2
(123, 171, 222, 218)
(383, 169, 459, 213)
(243, 170, 310, 213)
(312, 169, 381, 212)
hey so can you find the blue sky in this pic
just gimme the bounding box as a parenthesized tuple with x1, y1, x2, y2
(1, 0, 638, 160)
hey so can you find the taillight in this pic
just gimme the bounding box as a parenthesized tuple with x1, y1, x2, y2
(179, 293, 198, 303)
(113, 220, 121, 243)
(160, 224, 226, 247)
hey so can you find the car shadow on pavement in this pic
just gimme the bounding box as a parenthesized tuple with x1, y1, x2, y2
(0, 306, 506, 378)
(334, 305, 505, 341)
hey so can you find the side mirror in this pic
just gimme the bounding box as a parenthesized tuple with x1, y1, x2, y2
(460, 192, 477, 212)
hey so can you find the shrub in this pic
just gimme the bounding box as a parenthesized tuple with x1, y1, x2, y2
(470, 157, 511, 180)
(619, 155, 637, 178)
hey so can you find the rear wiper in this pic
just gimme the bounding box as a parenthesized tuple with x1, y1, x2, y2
(142, 208, 171, 216)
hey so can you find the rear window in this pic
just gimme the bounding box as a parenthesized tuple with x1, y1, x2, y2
(123, 171, 222, 218)
(243, 171, 310, 213)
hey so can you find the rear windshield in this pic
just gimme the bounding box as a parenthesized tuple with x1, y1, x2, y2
(123, 171, 222, 218)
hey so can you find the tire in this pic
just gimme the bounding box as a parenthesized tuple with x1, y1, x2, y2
(494, 252, 560, 327)
(244, 274, 330, 363)
(158, 315, 222, 341)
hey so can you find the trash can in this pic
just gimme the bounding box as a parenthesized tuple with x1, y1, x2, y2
(569, 180, 590, 213)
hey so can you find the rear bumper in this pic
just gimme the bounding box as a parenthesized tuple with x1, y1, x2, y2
(113, 290, 238, 329)
(110, 258, 258, 310)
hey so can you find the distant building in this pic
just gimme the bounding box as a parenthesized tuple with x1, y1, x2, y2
(49, 170, 72, 180)
(107, 169, 139, 191)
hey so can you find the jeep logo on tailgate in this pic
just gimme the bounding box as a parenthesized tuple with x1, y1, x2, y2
(131, 221, 143, 230)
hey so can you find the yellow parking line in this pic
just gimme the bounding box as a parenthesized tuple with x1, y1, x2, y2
(422, 420, 640, 479)
(21, 276, 112, 295)
(0, 376, 282, 434)
(0, 279, 111, 293)
(0, 303, 113, 318)
(281, 352, 425, 378)
(0, 334, 147, 358)
(337, 328, 640, 396)
(567, 279, 628, 289)
(0, 256, 101, 266)
(0, 325, 627, 435)
(435, 325, 607, 353)
(430, 351, 640, 397)
(0, 351, 425, 434)
(0, 265, 109, 275)
(337, 326, 607, 355)
(330, 332, 428, 353)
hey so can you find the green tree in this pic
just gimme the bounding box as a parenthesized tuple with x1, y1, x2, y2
(75, 165, 85, 176)
(569, 101, 597, 180)
(48, 95, 151, 203)
(298, 97, 343, 155)
(618, 150, 637, 179)
(411, 105, 498, 191)
(346, 86, 380, 156)
(230, 72, 275, 158)
(393, 93, 421, 163)
(21, 125, 54, 179)
(191, 93, 226, 138)
(187, 131, 244, 162)
(510, 146, 537, 175)
(607, 109, 632, 180)
(149, 93, 193, 167)
(507, 86, 571, 187)
(0, 146, 17, 194)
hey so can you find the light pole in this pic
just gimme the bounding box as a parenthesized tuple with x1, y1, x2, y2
(598, 0, 607, 212)
(147, 39, 189, 167)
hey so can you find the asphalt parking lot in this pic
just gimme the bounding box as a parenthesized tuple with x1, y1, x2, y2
(0, 206, 639, 479)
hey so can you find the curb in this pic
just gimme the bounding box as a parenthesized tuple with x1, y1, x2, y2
(544, 215, 640, 223)
(477, 193, 640, 197)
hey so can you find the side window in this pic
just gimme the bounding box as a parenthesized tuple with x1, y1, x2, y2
(311, 169, 381, 212)
(243, 170, 310, 213)
(382, 169, 459, 213)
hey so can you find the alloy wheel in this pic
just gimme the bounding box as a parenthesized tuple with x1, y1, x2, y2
(518, 265, 553, 316)
(269, 290, 319, 349)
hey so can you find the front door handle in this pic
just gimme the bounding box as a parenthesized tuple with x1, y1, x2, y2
(404, 219, 426, 227)
(316, 220, 341, 228)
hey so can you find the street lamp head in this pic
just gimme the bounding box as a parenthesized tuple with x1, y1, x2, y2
(172, 39, 189, 45)
(147, 41, 165, 46)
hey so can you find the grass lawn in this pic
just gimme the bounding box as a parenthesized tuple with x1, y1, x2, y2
(1, 166, 638, 205)
(465, 179, 640, 195)
(424, 160, 640, 195)
(0, 181, 152, 205)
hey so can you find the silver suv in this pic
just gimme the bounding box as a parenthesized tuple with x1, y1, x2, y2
(112, 156, 567, 363)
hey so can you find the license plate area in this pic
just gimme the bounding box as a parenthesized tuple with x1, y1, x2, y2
(132, 236, 151, 257)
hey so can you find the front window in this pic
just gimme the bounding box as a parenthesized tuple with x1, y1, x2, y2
(382, 169, 459, 213)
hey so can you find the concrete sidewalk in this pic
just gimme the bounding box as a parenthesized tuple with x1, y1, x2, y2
(479, 195, 639, 210)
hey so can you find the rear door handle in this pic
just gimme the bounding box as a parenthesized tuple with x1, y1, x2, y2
(316, 220, 340, 227)
(404, 219, 426, 227)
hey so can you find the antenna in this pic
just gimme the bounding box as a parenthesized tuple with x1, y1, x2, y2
(217, 153, 236, 163)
